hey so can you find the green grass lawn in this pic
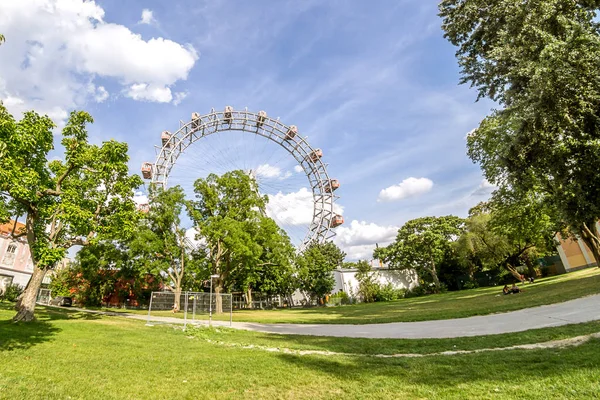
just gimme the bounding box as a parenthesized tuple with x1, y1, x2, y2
(101, 268, 600, 324)
(1, 303, 599, 399)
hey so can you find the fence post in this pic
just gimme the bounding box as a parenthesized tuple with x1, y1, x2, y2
(183, 291, 189, 331)
(230, 294, 233, 327)
(146, 292, 154, 326)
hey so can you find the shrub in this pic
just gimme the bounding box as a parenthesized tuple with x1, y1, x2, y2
(374, 283, 405, 302)
(1, 283, 24, 302)
(328, 291, 353, 306)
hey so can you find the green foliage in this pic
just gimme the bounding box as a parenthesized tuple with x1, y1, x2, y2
(0, 283, 23, 302)
(454, 190, 558, 285)
(0, 103, 142, 320)
(375, 283, 405, 302)
(48, 268, 74, 298)
(129, 186, 195, 303)
(376, 216, 465, 292)
(297, 241, 345, 302)
(440, 0, 600, 264)
(355, 260, 379, 303)
(188, 170, 297, 298)
(328, 290, 353, 305)
(49, 245, 161, 307)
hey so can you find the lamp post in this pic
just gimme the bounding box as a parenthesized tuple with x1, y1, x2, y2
(209, 274, 219, 326)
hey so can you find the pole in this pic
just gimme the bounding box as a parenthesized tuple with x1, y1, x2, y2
(209, 278, 213, 326)
(146, 292, 154, 326)
(183, 291, 189, 330)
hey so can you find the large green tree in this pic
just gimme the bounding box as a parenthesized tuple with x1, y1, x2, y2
(0, 105, 141, 321)
(129, 186, 196, 311)
(440, 0, 600, 265)
(233, 216, 296, 307)
(456, 190, 557, 283)
(188, 170, 293, 312)
(296, 241, 345, 303)
(375, 216, 464, 292)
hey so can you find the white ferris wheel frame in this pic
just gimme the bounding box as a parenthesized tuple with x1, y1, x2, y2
(146, 107, 341, 248)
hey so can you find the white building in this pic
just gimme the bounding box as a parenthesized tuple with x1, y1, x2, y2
(333, 265, 419, 298)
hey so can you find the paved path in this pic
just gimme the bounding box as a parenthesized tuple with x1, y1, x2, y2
(67, 294, 600, 339)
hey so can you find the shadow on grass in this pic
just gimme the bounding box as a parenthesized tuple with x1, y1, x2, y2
(275, 338, 600, 390)
(0, 318, 61, 351)
(0, 303, 102, 351)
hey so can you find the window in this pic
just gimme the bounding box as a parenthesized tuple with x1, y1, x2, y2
(2, 243, 18, 266)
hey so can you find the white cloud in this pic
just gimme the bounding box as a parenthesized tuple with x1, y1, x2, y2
(472, 179, 496, 196)
(125, 83, 173, 103)
(0, 0, 198, 124)
(378, 177, 433, 202)
(132, 191, 148, 205)
(254, 164, 293, 180)
(334, 220, 398, 261)
(185, 227, 206, 249)
(267, 188, 313, 226)
(139, 9, 155, 25)
(173, 92, 188, 106)
(294, 165, 304, 173)
(256, 164, 282, 179)
(266, 187, 344, 226)
(94, 86, 109, 103)
(279, 171, 292, 180)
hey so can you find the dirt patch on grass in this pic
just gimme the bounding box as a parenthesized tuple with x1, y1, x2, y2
(200, 332, 600, 358)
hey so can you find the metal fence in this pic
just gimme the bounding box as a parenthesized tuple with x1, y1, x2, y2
(36, 288, 52, 305)
(146, 291, 232, 329)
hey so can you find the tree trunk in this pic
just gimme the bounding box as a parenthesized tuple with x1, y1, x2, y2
(506, 264, 524, 282)
(424, 259, 441, 293)
(173, 287, 181, 312)
(13, 267, 46, 322)
(246, 287, 253, 309)
(215, 283, 223, 314)
(580, 222, 600, 267)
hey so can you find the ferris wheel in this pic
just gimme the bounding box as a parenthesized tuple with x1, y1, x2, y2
(140, 107, 343, 249)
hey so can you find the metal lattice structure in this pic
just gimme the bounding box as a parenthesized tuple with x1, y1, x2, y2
(141, 107, 342, 247)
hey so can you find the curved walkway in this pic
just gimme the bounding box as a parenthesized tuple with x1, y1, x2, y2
(69, 294, 600, 339)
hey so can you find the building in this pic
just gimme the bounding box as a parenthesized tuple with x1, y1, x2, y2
(333, 259, 419, 297)
(555, 231, 598, 272)
(0, 220, 34, 291)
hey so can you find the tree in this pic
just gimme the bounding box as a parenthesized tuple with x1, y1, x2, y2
(354, 260, 379, 303)
(234, 217, 297, 307)
(0, 105, 141, 321)
(0, 34, 5, 45)
(129, 186, 194, 312)
(440, 0, 600, 265)
(296, 241, 345, 304)
(376, 216, 464, 293)
(455, 190, 558, 284)
(187, 170, 269, 313)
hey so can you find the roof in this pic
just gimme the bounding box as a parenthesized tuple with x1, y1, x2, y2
(0, 220, 26, 236)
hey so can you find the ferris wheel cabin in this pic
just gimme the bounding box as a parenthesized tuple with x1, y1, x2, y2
(256, 110, 267, 127)
(141, 162, 153, 179)
(138, 203, 150, 214)
(325, 179, 340, 193)
(161, 131, 172, 148)
(286, 125, 298, 140)
(191, 112, 200, 130)
(331, 214, 344, 228)
(308, 148, 323, 162)
(224, 105, 233, 124)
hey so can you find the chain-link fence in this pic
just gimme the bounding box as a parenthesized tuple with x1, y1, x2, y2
(36, 288, 52, 305)
(146, 291, 232, 328)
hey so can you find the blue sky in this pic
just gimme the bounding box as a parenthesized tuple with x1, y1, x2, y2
(0, 0, 495, 259)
